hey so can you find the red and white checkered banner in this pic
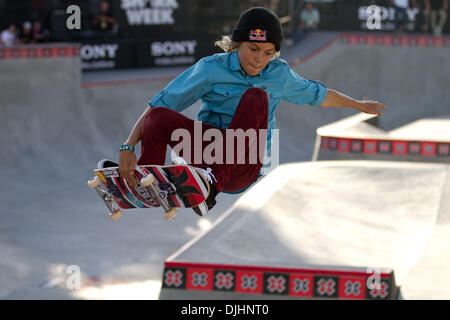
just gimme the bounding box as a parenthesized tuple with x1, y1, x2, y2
(0, 45, 80, 60)
(162, 261, 398, 300)
(340, 33, 450, 48)
(320, 136, 450, 158)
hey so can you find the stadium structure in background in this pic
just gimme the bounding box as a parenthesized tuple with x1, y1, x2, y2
(1, 0, 448, 70)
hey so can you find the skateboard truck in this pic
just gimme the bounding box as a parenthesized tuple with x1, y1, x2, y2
(88, 173, 178, 221)
(87, 176, 123, 221)
(140, 174, 178, 220)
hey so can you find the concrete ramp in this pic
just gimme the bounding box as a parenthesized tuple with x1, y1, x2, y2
(401, 163, 450, 299)
(160, 161, 449, 299)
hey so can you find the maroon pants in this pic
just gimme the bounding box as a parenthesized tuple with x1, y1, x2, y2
(138, 87, 268, 193)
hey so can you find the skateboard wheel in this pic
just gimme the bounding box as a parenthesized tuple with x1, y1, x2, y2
(164, 208, 178, 220)
(109, 209, 122, 221)
(87, 176, 102, 188)
(141, 174, 156, 187)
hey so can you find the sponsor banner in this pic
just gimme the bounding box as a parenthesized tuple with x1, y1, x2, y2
(80, 41, 134, 71)
(162, 262, 399, 300)
(118, 0, 181, 28)
(113, 0, 210, 39)
(321, 1, 449, 34)
(320, 136, 450, 158)
(137, 39, 197, 67)
(136, 35, 214, 68)
(81, 36, 214, 70)
(357, 5, 420, 32)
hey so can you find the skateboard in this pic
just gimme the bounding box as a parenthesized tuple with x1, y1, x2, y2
(87, 159, 210, 220)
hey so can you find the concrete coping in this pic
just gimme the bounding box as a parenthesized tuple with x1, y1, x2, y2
(316, 112, 450, 143)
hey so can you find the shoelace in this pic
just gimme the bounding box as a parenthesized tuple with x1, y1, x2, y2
(199, 167, 217, 185)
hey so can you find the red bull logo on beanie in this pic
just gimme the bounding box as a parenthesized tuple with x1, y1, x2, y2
(249, 29, 267, 41)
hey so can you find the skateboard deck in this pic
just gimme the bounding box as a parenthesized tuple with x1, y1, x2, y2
(88, 159, 210, 220)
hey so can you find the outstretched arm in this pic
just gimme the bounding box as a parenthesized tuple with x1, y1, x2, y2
(320, 89, 386, 116)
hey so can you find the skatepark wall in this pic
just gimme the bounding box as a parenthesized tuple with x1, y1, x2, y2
(0, 45, 175, 184)
(305, 34, 450, 164)
(275, 33, 450, 164)
(296, 34, 450, 131)
(0, 44, 93, 299)
(0, 44, 94, 183)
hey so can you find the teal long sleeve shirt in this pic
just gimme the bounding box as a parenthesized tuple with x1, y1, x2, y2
(150, 50, 327, 166)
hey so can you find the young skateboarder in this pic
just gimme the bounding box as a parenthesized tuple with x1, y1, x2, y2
(118, 7, 386, 215)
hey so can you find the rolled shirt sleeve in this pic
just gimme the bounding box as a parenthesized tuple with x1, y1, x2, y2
(150, 58, 212, 112)
(282, 65, 327, 107)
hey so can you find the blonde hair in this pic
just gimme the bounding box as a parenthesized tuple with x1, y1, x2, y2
(215, 35, 280, 58)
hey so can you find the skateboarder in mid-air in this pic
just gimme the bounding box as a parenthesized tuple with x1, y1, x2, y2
(118, 7, 387, 215)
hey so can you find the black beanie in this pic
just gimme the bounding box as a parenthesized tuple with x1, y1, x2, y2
(231, 7, 283, 51)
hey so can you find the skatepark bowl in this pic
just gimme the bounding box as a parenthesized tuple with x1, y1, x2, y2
(0, 31, 449, 300)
